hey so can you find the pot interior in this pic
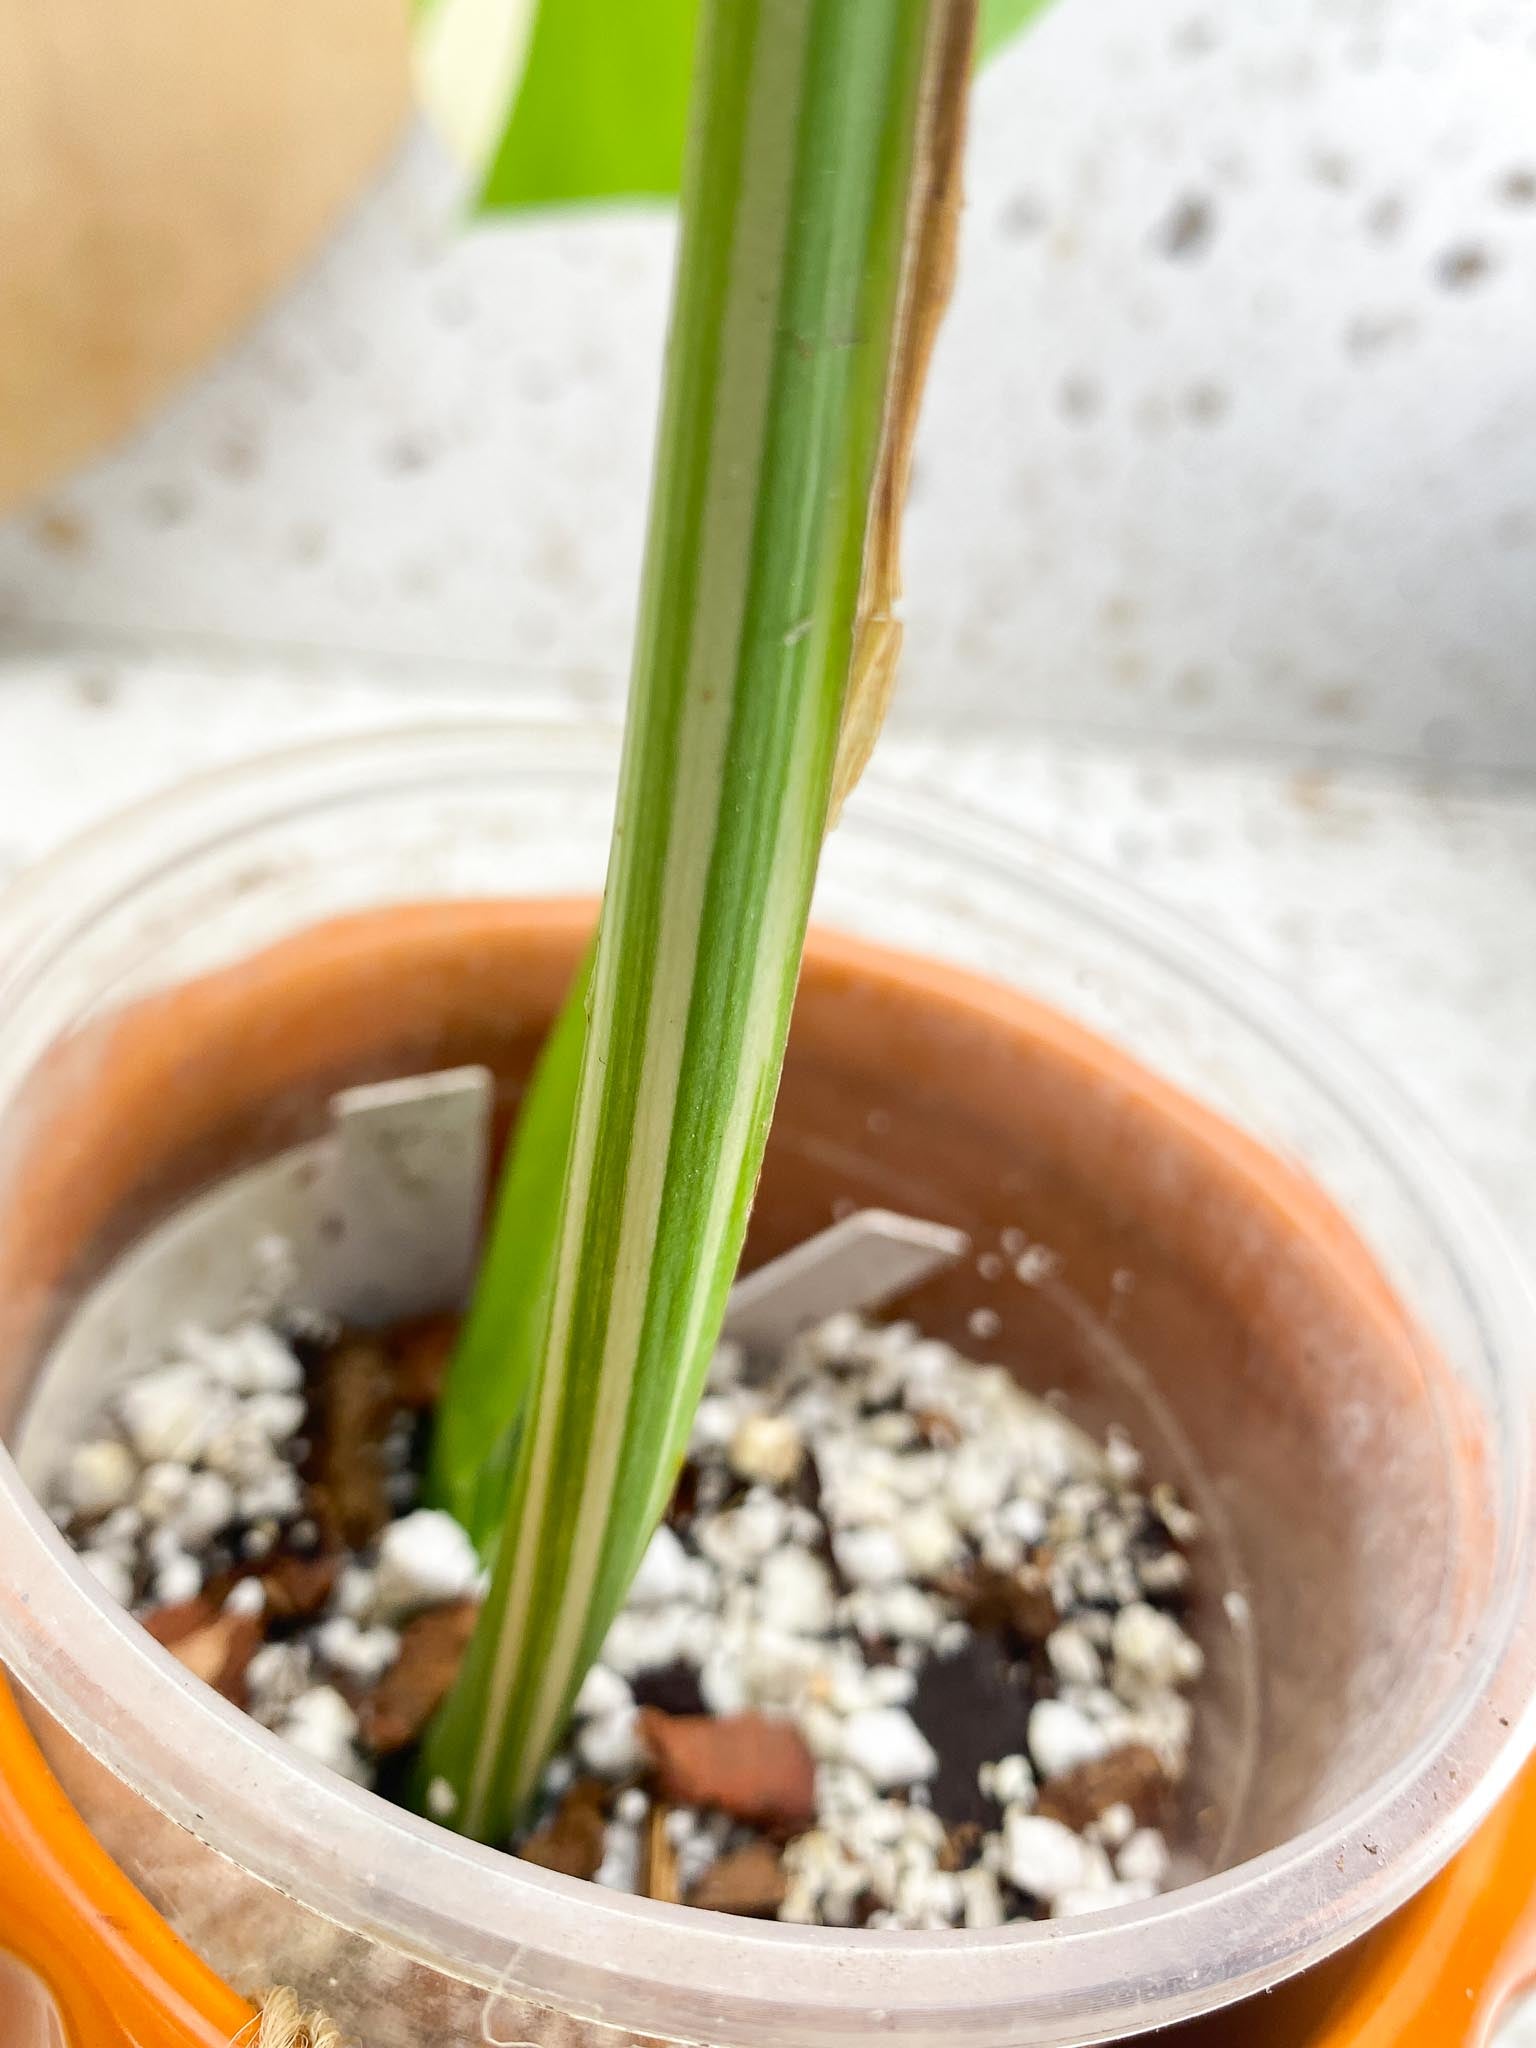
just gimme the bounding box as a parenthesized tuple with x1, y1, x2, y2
(0, 899, 1485, 2033)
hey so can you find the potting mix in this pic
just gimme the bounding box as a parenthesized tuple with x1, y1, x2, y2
(48, 1276, 1206, 1930)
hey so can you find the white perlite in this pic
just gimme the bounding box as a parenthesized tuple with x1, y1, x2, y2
(118, 1363, 233, 1465)
(316, 1615, 401, 1687)
(54, 1319, 320, 1616)
(1001, 1813, 1101, 1903)
(559, 1312, 1205, 1929)
(837, 1707, 938, 1790)
(48, 1313, 384, 1787)
(371, 1509, 482, 1621)
(1028, 1698, 1112, 1780)
(279, 1685, 369, 1784)
(728, 1413, 806, 1489)
(61, 1439, 138, 1515)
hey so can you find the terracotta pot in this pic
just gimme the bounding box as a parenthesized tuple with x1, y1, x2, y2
(0, 727, 1532, 2048)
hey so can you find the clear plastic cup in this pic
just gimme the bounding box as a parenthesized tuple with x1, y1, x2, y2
(0, 721, 1531, 2048)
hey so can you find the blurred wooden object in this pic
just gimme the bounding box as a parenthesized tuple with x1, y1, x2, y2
(0, 0, 410, 514)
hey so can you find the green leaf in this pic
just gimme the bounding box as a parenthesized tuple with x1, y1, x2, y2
(978, 0, 1056, 56)
(419, 0, 965, 1842)
(425, 942, 591, 1546)
(476, 0, 699, 210)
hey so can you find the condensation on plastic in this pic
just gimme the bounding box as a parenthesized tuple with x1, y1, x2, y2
(0, 722, 1532, 2048)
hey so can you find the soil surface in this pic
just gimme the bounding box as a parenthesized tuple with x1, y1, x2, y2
(50, 1299, 1207, 1928)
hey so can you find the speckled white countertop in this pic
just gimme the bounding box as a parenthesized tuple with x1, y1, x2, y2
(7, 1, 1536, 773)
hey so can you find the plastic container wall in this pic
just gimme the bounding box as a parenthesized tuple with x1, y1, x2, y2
(0, 724, 1532, 2048)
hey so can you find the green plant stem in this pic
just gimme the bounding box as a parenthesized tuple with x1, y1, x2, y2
(420, 0, 970, 1842)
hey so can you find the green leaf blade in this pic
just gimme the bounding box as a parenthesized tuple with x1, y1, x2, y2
(978, 0, 1057, 57)
(424, 942, 591, 1547)
(476, 0, 700, 209)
